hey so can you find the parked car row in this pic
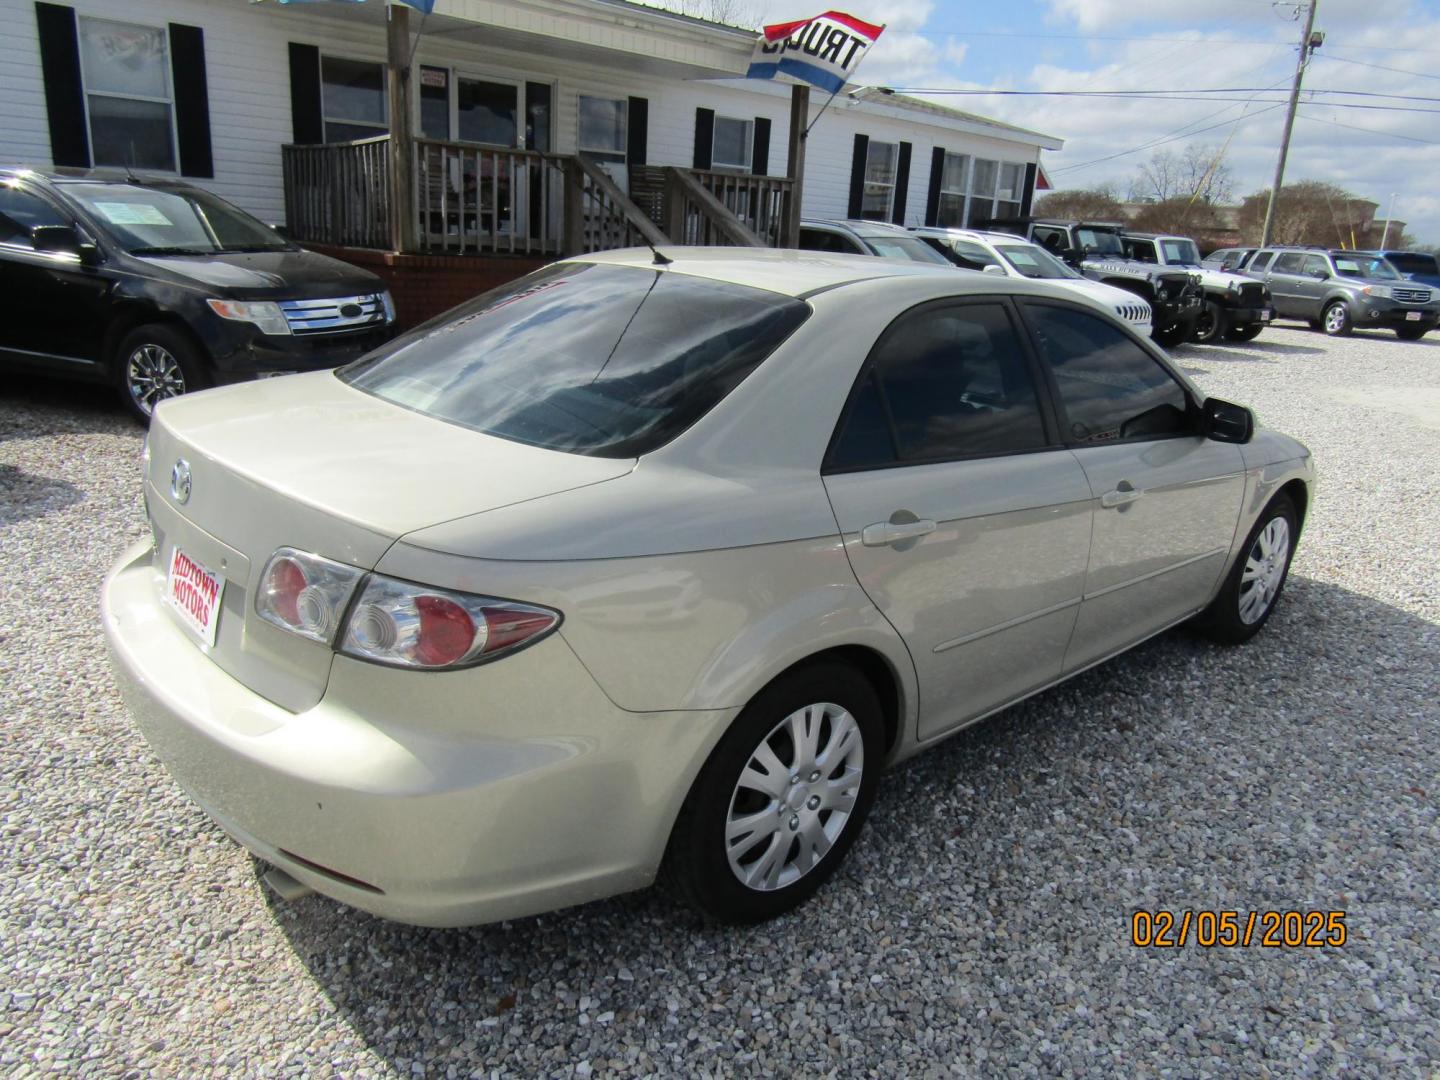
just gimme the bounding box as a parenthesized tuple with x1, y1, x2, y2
(1204, 245, 1438, 340)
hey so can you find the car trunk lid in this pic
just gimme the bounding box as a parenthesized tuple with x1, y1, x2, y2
(143, 372, 633, 711)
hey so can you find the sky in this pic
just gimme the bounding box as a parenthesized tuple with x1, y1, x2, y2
(687, 0, 1440, 243)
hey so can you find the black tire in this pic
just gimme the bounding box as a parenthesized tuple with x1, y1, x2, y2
(1190, 300, 1229, 344)
(1152, 322, 1190, 348)
(115, 323, 211, 423)
(1225, 323, 1264, 343)
(665, 661, 884, 924)
(1194, 494, 1298, 645)
(1321, 301, 1353, 337)
(1395, 324, 1429, 341)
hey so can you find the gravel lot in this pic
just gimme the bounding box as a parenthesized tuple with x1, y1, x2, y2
(2, 323, 1437, 1077)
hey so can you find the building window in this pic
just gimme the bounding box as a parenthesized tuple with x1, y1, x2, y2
(78, 17, 176, 171)
(321, 56, 387, 143)
(964, 159, 1026, 226)
(862, 140, 898, 221)
(419, 65, 449, 140)
(964, 159, 997, 227)
(578, 95, 626, 162)
(712, 116, 753, 172)
(937, 152, 969, 227)
(995, 162, 1024, 221)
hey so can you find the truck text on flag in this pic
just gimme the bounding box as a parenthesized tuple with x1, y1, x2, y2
(746, 11, 885, 95)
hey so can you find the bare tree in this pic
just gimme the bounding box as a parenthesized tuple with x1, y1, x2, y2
(1236, 181, 1402, 248)
(659, 0, 763, 28)
(1130, 144, 1233, 206)
(1033, 184, 1125, 220)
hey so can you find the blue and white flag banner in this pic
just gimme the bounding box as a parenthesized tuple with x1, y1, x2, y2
(746, 11, 885, 94)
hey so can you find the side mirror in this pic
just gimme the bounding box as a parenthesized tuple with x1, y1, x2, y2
(31, 225, 99, 266)
(1203, 397, 1254, 444)
(1310, 269, 1329, 281)
(982, 263, 1007, 276)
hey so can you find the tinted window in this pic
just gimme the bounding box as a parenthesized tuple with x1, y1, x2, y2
(1026, 304, 1192, 444)
(1032, 226, 1069, 253)
(1272, 252, 1304, 274)
(934, 238, 1000, 272)
(341, 263, 809, 458)
(1386, 252, 1439, 276)
(829, 303, 1047, 468)
(799, 228, 862, 255)
(1126, 239, 1157, 263)
(0, 184, 67, 247)
(1302, 255, 1329, 277)
(1249, 251, 1274, 273)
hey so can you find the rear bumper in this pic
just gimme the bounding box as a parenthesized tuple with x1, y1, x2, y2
(102, 541, 734, 927)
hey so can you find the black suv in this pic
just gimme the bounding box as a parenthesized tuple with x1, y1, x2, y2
(1245, 247, 1440, 339)
(0, 167, 395, 419)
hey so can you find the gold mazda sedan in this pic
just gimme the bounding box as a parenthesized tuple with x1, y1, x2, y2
(103, 249, 1313, 927)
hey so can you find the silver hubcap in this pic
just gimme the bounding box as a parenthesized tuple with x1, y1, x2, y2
(127, 344, 186, 414)
(1325, 306, 1345, 333)
(725, 702, 864, 892)
(1239, 516, 1291, 624)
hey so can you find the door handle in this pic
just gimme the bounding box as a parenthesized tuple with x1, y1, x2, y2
(1100, 480, 1143, 509)
(861, 518, 937, 547)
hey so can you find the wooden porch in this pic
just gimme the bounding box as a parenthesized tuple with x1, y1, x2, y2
(281, 135, 799, 259)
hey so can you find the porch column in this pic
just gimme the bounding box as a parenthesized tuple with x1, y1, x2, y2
(386, 4, 417, 253)
(784, 85, 809, 248)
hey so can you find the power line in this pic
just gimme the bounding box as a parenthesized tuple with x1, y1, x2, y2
(1052, 102, 1289, 173)
(912, 28, 1440, 53)
(1296, 111, 1440, 146)
(1315, 53, 1440, 82)
(887, 86, 1440, 103)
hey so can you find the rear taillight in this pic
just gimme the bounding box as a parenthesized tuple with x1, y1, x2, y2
(339, 576, 560, 669)
(254, 547, 560, 669)
(256, 548, 364, 644)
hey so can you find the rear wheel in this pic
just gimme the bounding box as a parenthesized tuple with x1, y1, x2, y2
(1194, 494, 1297, 645)
(666, 662, 883, 924)
(115, 323, 210, 423)
(1395, 324, 1429, 341)
(1322, 301, 1352, 337)
(1225, 323, 1264, 343)
(1190, 300, 1229, 344)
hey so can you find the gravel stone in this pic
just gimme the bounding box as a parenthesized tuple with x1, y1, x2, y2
(1, 325, 1437, 1077)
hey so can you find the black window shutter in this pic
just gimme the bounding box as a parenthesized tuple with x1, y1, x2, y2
(751, 117, 771, 176)
(1021, 162, 1038, 217)
(847, 133, 869, 218)
(288, 43, 323, 144)
(626, 97, 648, 166)
(692, 108, 714, 170)
(169, 24, 213, 178)
(891, 141, 912, 225)
(35, 2, 89, 167)
(925, 147, 945, 226)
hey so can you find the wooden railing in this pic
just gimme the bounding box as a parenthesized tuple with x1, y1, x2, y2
(282, 138, 796, 256)
(686, 168, 795, 248)
(281, 136, 390, 250)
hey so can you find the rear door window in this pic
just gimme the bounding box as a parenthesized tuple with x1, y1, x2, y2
(341, 263, 809, 457)
(1025, 302, 1192, 444)
(828, 301, 1049, 469)
(1271, 253, 1304, 274)
(1248, 251, 1274, 273)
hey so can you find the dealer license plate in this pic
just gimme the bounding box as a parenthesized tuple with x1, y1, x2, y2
(1405, 311, 1422, 321)
(165, 546, 225, 646)
(1261, 310, 1272, 321)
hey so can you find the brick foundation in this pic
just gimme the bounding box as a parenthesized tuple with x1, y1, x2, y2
(303, 244, 550, 330)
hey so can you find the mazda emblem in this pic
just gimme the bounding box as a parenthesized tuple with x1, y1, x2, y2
(170, 459, 192, 504)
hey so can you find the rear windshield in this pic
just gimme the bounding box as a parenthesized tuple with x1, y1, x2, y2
(339, 263, 809, 458)
(1385, 252, 1439, 276)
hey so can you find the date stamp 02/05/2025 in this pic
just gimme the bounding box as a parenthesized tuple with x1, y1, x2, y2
(1130, 910, 1348, 948)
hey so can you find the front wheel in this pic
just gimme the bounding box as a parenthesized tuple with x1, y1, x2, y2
(1194, 494, 1298, 645)
(1225, 323, 1264, 343)
(1322, 301, 1352, 337)
(115, 323, 211, 423)
(1395, 324, 1429, 341)
(1190, 300, 1229, 344)
(666, 662, 884, 924)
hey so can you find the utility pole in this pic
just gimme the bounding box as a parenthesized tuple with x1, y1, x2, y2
(1259, 0, 1320, 249)
(1379, 192, 1397, 248)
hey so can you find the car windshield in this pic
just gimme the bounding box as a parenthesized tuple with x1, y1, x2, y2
(995, 244, 1078, 279)
(1333, 255, 1400, 280)
(865, 235, 952, 264)
(1161, 238, 1201, 264)
(340, 263, 809, 458)
(1076, 228, 1124, 256)
(59, 182, 293, 254)
(1385, 252, 1439, 276)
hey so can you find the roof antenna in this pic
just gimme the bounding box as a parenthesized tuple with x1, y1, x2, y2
(649, 239, 672, 266)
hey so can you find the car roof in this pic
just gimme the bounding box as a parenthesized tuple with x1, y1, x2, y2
(910, 226, 1036, 245)
(801, 217, 915, 238)
(1, 165, 196, 190)
(573, 246, 964, 298)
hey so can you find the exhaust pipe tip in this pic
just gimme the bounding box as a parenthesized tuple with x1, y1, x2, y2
(261, 864, 316, 902)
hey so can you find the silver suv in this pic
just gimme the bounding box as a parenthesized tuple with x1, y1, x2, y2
(1246, 248, 1439, 340)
